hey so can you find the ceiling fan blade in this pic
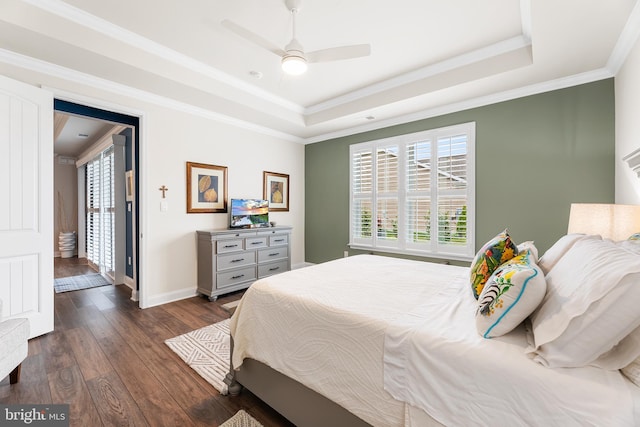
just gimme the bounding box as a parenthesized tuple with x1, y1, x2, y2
(306, 44, 371, 63)
(221, 19, 286, 57)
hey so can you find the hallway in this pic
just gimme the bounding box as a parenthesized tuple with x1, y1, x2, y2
(54, 257, 99, 279)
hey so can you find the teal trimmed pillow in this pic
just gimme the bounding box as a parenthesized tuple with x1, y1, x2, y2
(476, 249, 546, 338)
(470, 229, 518, 299)
(629, 232, 640, 242)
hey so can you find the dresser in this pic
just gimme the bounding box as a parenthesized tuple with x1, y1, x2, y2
(196, 226, 292, 301)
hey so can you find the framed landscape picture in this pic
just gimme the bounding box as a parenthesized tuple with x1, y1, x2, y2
(186, 162, 228, 213)
(263, 171, 289, 212)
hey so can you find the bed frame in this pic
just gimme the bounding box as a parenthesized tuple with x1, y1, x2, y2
(225, 337, 371, 427)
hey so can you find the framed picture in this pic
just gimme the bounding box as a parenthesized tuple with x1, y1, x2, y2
(186, 162, 228, 213)
(125, 170, 134, 202)
(263, 171, 289, 212)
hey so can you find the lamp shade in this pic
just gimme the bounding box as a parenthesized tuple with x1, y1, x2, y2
(567, 203, 640, 241)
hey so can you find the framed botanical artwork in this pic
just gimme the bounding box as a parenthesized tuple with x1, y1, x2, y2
(263, 171, 289, 212)
(186, 162, 228, 213)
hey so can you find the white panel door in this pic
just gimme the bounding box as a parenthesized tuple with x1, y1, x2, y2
(0, 75, 54, 338)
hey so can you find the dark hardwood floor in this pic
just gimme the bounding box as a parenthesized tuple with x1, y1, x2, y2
(0, 257, 294, 427)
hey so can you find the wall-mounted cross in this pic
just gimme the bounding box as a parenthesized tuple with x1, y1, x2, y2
(159, 185, 168, 198)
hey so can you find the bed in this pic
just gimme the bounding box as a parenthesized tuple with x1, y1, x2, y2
(226, 233, 640, 427)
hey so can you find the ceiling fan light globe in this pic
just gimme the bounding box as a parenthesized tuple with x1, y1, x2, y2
(282, 55, 307, 75)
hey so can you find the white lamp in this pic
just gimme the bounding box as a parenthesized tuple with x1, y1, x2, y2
(567, 203, 640, 241)
(281, 53, 307, 75)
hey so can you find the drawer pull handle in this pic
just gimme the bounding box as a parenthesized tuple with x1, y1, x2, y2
(269, 267, 280, 271)
(274, 239, 284, 243)
(269, 252, 279, 257)
(251, 241, 262, 245)
(231, 274, 245, 280)
(230, 258, 244, 263)
(224, 244, 238, 248)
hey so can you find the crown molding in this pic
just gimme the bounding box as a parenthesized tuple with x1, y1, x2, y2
(0, 48, 303, 143)
(20, 0, 305, 115)
(305, 35, 532, 116)
(607, 0, 640, 74)
(0, 45, 615, 146)
(303, 68, 613, 144)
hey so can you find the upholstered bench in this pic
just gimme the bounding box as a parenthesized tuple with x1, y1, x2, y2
(0, 299, 30, 384)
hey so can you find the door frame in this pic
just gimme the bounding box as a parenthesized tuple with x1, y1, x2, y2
(48, 87, 148, 308)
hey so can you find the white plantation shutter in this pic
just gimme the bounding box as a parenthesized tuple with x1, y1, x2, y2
(86, 145, 115, 274)
(350, 123, 475, 260)
(376, 146, 399, 246)
(406, 139, 432, 250)
(102, 146, 115, 274)
(351, 146, 374, 245)
(436, 134, 469, 254)
(86, 158, 99, 263)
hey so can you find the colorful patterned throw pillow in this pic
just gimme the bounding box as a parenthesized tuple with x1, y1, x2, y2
(470, 229, 518, 299)
(629, 232, 640, 242)
(476, 250, 547, 338)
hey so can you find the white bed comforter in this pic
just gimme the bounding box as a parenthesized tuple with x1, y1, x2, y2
(230, 255, 456, 427)
(230, 255, 637, 427)
(384, 276, 637, 426)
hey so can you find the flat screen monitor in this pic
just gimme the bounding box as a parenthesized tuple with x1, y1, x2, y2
(230, 198, 269, 228)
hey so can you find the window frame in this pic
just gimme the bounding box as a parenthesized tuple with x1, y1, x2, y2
(349, 122, 476, 261)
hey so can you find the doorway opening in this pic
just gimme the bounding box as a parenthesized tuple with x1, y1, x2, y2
(53, 100, 140, 301)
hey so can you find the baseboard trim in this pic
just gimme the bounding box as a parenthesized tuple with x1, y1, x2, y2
(144, 287, 199, 308)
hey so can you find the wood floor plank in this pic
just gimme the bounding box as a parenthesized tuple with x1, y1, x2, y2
(86, 371, 150, 427)
(136, 305, 197, 338)
(54, 292, 86, 330)
(101, 309, 215, 410)
(75, 305, 117, 342)
(136, 388, 199, 427)
(96, 332, 166, 402)
(39, 329, 77, 374)
(161, 300, 221, 331)
(84, 287, 116, 311)
(5, 261, 295, 427)
(64, 327, 113, 381)
(48, 364, 103, 427)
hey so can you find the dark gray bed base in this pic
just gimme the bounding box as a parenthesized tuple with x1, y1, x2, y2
(225, 338, 371, 427)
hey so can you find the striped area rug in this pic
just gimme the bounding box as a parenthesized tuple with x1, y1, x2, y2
(165, 319, 230, 394)
(54, 273, 111, 293)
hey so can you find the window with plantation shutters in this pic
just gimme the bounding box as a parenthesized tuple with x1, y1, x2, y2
(86, 145, 115, 275)
(349, 122, 475, 260)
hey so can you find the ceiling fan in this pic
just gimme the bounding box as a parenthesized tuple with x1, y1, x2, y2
(221, 0, 371, 76)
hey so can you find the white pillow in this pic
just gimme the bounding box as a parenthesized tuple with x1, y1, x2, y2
(476, 248, 546, 338)
(537, 234, 600, 274)
(528, 237, 640, 368)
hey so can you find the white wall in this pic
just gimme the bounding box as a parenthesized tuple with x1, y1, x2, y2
(0, 64, 305, 308)
(144, 107, 305, 305)
(615, 33, 640, 204)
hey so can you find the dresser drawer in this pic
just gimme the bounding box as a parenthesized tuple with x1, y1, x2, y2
(217, 251, 256, 271)
(217, 266, 256, 288)
(258, 260, 288, 278)
(246, 236, 267, 249)
(269, 234, 289, 247)
(217, 238, 244, 253)
(258, 247, 288, 263)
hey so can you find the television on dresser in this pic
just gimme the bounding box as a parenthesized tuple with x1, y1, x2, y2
(230, 198, 269, 228)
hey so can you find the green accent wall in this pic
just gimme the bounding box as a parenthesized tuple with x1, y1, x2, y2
(305, 79, 615, 264)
